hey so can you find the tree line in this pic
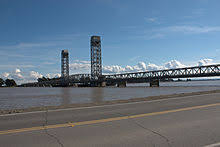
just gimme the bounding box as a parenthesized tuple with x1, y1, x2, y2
(0, 78, 17, 87)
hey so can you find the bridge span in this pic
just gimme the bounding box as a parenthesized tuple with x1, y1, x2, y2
(19, 36, 220, 87)
(20, 64, 220, 87)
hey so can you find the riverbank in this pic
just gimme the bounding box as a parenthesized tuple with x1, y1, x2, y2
(1, 89, 220, 115)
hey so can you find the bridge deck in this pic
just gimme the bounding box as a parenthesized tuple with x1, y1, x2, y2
(20, 64, 220, 87)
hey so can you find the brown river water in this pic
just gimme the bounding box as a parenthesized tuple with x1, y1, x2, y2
(0, 80, 220, 110)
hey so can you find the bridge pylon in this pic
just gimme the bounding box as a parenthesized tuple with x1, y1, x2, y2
(61, 50, 70, 87)
(91, 36, 102, 81)
(61, 50, 69, 78)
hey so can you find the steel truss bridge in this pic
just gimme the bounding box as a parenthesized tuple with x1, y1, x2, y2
(105, 64, 220, 82)
(20, 64, 220, 87)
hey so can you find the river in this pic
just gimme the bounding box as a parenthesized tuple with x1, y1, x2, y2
(0, 80, 220, 110)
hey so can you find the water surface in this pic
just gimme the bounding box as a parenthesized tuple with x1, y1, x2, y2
(0, 80, 220, 110)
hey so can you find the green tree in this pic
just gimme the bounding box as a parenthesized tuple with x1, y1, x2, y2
(5, 79, 17, 87)
(0, 78, 4, 87)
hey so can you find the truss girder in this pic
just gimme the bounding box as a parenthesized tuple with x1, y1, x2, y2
(31, 64, 220, 86)
(104, 64, 220, 82)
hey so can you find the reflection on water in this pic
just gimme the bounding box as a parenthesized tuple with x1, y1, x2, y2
(91, 88, 104, 103)
(61, 88, 71, 105)
(0, 80, 220, 110)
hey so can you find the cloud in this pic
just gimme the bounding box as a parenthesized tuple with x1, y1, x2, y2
(12, 68, 23, 79)
(30, 71, 43, 79)
(103, 65, 126, 73)
(1, 68, 24, 82)
(147, 63, 163, 71)
(67, 60, 186, 74)
(69, 60, 90, 74)
(67, 58, 219, 75)
(2, 72, 10, 78)
(164, 60, 186, 69)
(147, 33, 164, 40)
(0, 42, 57, 50)
(145, 17, 159, 24)
(15, 68, 21, 73)
(1, 58, 219, 84)
(142, 25, 220, 40)
(0, 69, 60, 84)
(198, 59, 215, 66)
(103, 62, 163, 73)
(46, 73, 61, 79)
(0, 64, 35, 69)
(164, 26, 220, 34)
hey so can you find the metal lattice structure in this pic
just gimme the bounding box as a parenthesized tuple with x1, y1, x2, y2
(91, 36, 102, 80)
(21, 64, 220, 87)
(61, 50, 69, 78)
(105, 64, 220, 82)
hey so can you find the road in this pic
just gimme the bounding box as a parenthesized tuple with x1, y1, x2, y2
(1, 92, 220, 147)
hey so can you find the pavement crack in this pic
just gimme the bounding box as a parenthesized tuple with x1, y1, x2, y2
(117, 112, 171, 147)
(131, 120, 172, 147)
(43, 109, 64, 147)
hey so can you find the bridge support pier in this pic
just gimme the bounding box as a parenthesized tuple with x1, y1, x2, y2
(100, 81, 106, 87)
(150, 79, 159, 87)
(90, 81, 106, 87)
(117, 81, 127, 87)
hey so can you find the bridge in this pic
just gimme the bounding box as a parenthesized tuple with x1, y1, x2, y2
(19, 35, 220, 87)
(20, 64, 220, 87)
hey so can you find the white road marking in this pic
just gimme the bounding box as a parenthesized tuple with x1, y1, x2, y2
(0, 92, 218, 117)
(204, 142, 220, 147)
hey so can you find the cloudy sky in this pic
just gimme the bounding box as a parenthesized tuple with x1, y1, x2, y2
(0, 0, 220, 84)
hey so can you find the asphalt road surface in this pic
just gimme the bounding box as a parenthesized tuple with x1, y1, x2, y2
(1, 92, 220, 147)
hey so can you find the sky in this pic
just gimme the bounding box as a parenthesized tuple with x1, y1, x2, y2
(0, 0, 220, 84)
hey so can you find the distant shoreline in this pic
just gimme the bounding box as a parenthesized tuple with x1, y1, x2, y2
(1, 89, 220, 115)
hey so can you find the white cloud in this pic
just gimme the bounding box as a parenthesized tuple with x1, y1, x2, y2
(1, 58, 219, 84)
(147, 63, 163, 71)
(198, 59, 215, 66)
(138, 62, 147, 70)
(146, 17, 157, 22)
(125, 65, 134, 72)
(165, 26, 220, 34)
(15, 68, 21, 73)
(142, 25, 220, 40)
(103, 65, 126, 73)
(103, 62, 163, 73)
(13, 68, 23, 79)
(164, 60, 186, 69)
(69, 60, 90, 74)
(46, 73, 61, 79)
(30, 71, 43, 79)
(2, 72, 10, 78)
(0, 69, 60, 84)
(70, 60, 90, 70)
(1, 68, 24, 82)
(145, 17, 160, 24)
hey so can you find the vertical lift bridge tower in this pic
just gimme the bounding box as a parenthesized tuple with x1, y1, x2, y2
(61, 49, 69, 79)
(91, 36, 102, 80)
